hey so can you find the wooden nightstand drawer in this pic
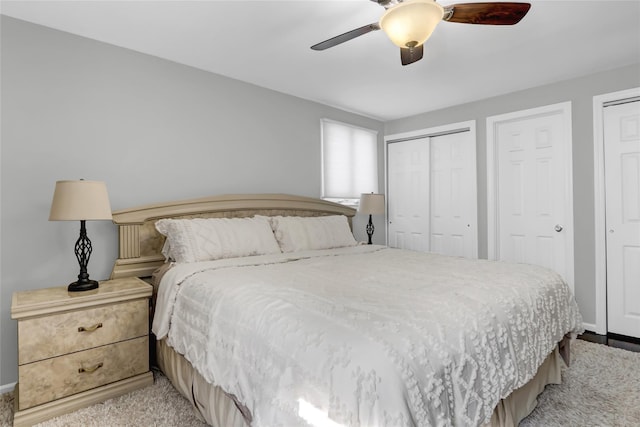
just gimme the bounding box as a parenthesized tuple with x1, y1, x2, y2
(18, 299, 148, 364)
(18, 336, 149, 410)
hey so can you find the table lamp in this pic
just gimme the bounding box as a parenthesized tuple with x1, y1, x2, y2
(49, 180, 112, 292)
(359, 193, 385, 244)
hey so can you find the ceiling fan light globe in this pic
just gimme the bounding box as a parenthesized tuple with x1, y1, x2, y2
(379, 0, 444, 48)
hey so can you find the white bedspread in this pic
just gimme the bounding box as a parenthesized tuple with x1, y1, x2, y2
(153, 246, 583, 427)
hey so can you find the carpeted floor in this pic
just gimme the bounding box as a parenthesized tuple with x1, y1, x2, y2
(1, 339, 638, 426)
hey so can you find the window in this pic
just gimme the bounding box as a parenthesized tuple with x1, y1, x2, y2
(321, 119, 378, 207)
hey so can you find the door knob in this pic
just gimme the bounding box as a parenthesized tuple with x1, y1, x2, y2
(554, 224, 563, 232)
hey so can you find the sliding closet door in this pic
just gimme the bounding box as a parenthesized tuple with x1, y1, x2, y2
(387, 126, 477, 257)
(430, 132, 477, 258)
(387, 138, 430, 251)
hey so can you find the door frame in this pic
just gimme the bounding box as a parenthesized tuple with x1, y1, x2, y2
(593, 87, 640, 335)
(384, 120, 478, 257)
(486, 102, 574, 292)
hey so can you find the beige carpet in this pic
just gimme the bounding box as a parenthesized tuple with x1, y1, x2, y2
(1, 340, 638, 426)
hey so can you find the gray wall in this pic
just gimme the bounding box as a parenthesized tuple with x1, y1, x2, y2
(385, 63, 640, 328)
(0, 16, 384, 385)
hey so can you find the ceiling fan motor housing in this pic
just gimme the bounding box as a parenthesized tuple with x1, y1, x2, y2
(372, 0, 402, 7)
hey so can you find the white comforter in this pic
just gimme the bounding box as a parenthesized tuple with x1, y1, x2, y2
(153, 246, 583, 427)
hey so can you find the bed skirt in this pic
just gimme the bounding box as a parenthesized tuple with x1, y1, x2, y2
(156, 338, 563, 427)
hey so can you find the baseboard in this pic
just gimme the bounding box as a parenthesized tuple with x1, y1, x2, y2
(582, 322, 597, 334)
(0, 382, 16, 395)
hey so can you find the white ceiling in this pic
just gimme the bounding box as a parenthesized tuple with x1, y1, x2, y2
(2, 0, 639, 121)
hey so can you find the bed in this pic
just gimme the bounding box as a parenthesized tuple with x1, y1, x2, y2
(109, 193, 583, 427)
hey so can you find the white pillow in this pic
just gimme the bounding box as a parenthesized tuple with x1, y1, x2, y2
(155, 216, 281, 263)
(269, 215, 357, 253)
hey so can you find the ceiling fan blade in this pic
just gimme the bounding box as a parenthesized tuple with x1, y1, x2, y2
(311, 23, 380, 51)
(443, 2, 531, 25)
(400, 44, 424, 66)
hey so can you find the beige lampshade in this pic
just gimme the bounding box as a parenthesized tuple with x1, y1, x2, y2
(379, 0, 444, 48)
(359, 193, 385, 215)
(49, 180, 113, 221)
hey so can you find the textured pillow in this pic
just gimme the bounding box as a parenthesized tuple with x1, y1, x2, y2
(269, 215, 357, 253)
(155, 216, 281, 263)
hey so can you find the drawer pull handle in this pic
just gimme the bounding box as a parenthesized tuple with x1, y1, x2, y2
(78, 323, 103, 333)
(79, 362, 103, 374)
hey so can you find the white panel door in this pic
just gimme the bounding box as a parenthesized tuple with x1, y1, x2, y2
(430, 132, 477, 258)
(387, 138, 430, 251)
(605, 100, 640, 338)
(489, 103, 573, 288)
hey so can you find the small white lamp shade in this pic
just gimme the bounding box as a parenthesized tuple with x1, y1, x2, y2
(359, 193, 385, 215)
(379, 0, 444, 48)
(49, 180, 112, 221)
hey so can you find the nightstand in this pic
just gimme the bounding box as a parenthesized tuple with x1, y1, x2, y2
(11, 277, 154, 427)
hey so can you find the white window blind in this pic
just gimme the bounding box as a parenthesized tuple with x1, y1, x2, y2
(321, 119, 378, 206)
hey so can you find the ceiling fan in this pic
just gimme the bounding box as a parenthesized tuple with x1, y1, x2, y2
(311, 0, 531, 66)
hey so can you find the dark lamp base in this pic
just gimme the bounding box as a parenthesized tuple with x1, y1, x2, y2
(366, 214, 375, 245)
(68, 279, 99, 292)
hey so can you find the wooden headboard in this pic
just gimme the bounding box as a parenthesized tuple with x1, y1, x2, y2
(110, 193, 356, 279)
